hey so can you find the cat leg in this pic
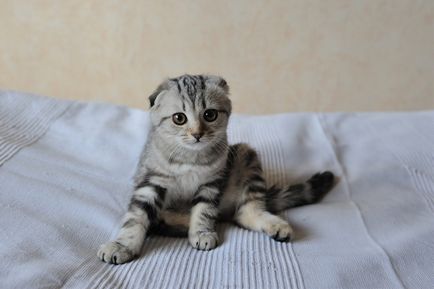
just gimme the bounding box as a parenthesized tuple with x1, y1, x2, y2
(188, 183, 222, 250)
(235, 197, 293, 241)
(230, 144, 293, 241)
(98, 184, 166, 264)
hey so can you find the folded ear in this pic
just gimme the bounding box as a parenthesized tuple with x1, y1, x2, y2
(148, 79, 175, 107)
(205, 75, 229, 94)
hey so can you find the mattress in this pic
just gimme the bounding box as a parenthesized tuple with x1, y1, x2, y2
(0, 90, 433, 289)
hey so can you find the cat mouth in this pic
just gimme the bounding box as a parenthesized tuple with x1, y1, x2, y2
(187, 140, 208, 149)
(192, 140, 205, 145)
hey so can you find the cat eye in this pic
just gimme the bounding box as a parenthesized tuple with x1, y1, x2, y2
(172, 113, 187, 125)
(203, 109, 218, 122)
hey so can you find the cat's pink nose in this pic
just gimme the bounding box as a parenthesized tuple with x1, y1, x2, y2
(192, 132, 204, 141)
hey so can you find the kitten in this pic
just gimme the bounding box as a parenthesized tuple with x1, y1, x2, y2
(98, 74, 334, 264)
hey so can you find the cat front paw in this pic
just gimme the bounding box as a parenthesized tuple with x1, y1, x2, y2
(264, 221, 294, 242)
(97, 241, 135, 264)
(189, 231, 219, 251)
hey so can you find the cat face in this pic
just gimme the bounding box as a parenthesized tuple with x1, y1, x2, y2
(149, 75, 232, 151)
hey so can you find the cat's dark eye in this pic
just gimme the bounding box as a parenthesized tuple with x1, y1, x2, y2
(172, 113, 187, 125)
(203, 109, 218, 122)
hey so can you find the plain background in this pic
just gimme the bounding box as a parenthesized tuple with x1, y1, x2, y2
(0, 0, 433, 114)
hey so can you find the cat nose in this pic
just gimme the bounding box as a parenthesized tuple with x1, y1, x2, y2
(192, 132, 204, 141)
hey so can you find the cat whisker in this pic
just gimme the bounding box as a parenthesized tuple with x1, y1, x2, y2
(167, 142, 183, 162)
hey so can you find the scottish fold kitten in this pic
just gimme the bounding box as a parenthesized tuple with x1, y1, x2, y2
(98, 74, 334, 264)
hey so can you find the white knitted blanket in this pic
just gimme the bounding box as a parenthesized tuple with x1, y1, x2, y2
(0, 91, 433, 289)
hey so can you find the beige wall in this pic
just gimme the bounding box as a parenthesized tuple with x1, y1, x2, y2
(0, 0, 433, 114)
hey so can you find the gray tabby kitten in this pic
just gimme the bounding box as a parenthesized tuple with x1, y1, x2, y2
(98, 74, 334, 264)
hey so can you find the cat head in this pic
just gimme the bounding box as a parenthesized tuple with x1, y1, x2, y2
(148, 74, 232, 151)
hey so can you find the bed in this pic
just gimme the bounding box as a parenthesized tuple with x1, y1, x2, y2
(1, 91, 433, 289)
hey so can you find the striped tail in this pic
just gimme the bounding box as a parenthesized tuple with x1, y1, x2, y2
(265, 171, 335, 213)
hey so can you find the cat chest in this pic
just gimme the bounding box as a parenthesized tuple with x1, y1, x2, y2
(165, 169, 211, 200)
(177, 170, 204, 192)
(158, 159, 226, 204)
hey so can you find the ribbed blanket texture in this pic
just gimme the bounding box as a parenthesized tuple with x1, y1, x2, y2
(0, 91, 433, 289)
